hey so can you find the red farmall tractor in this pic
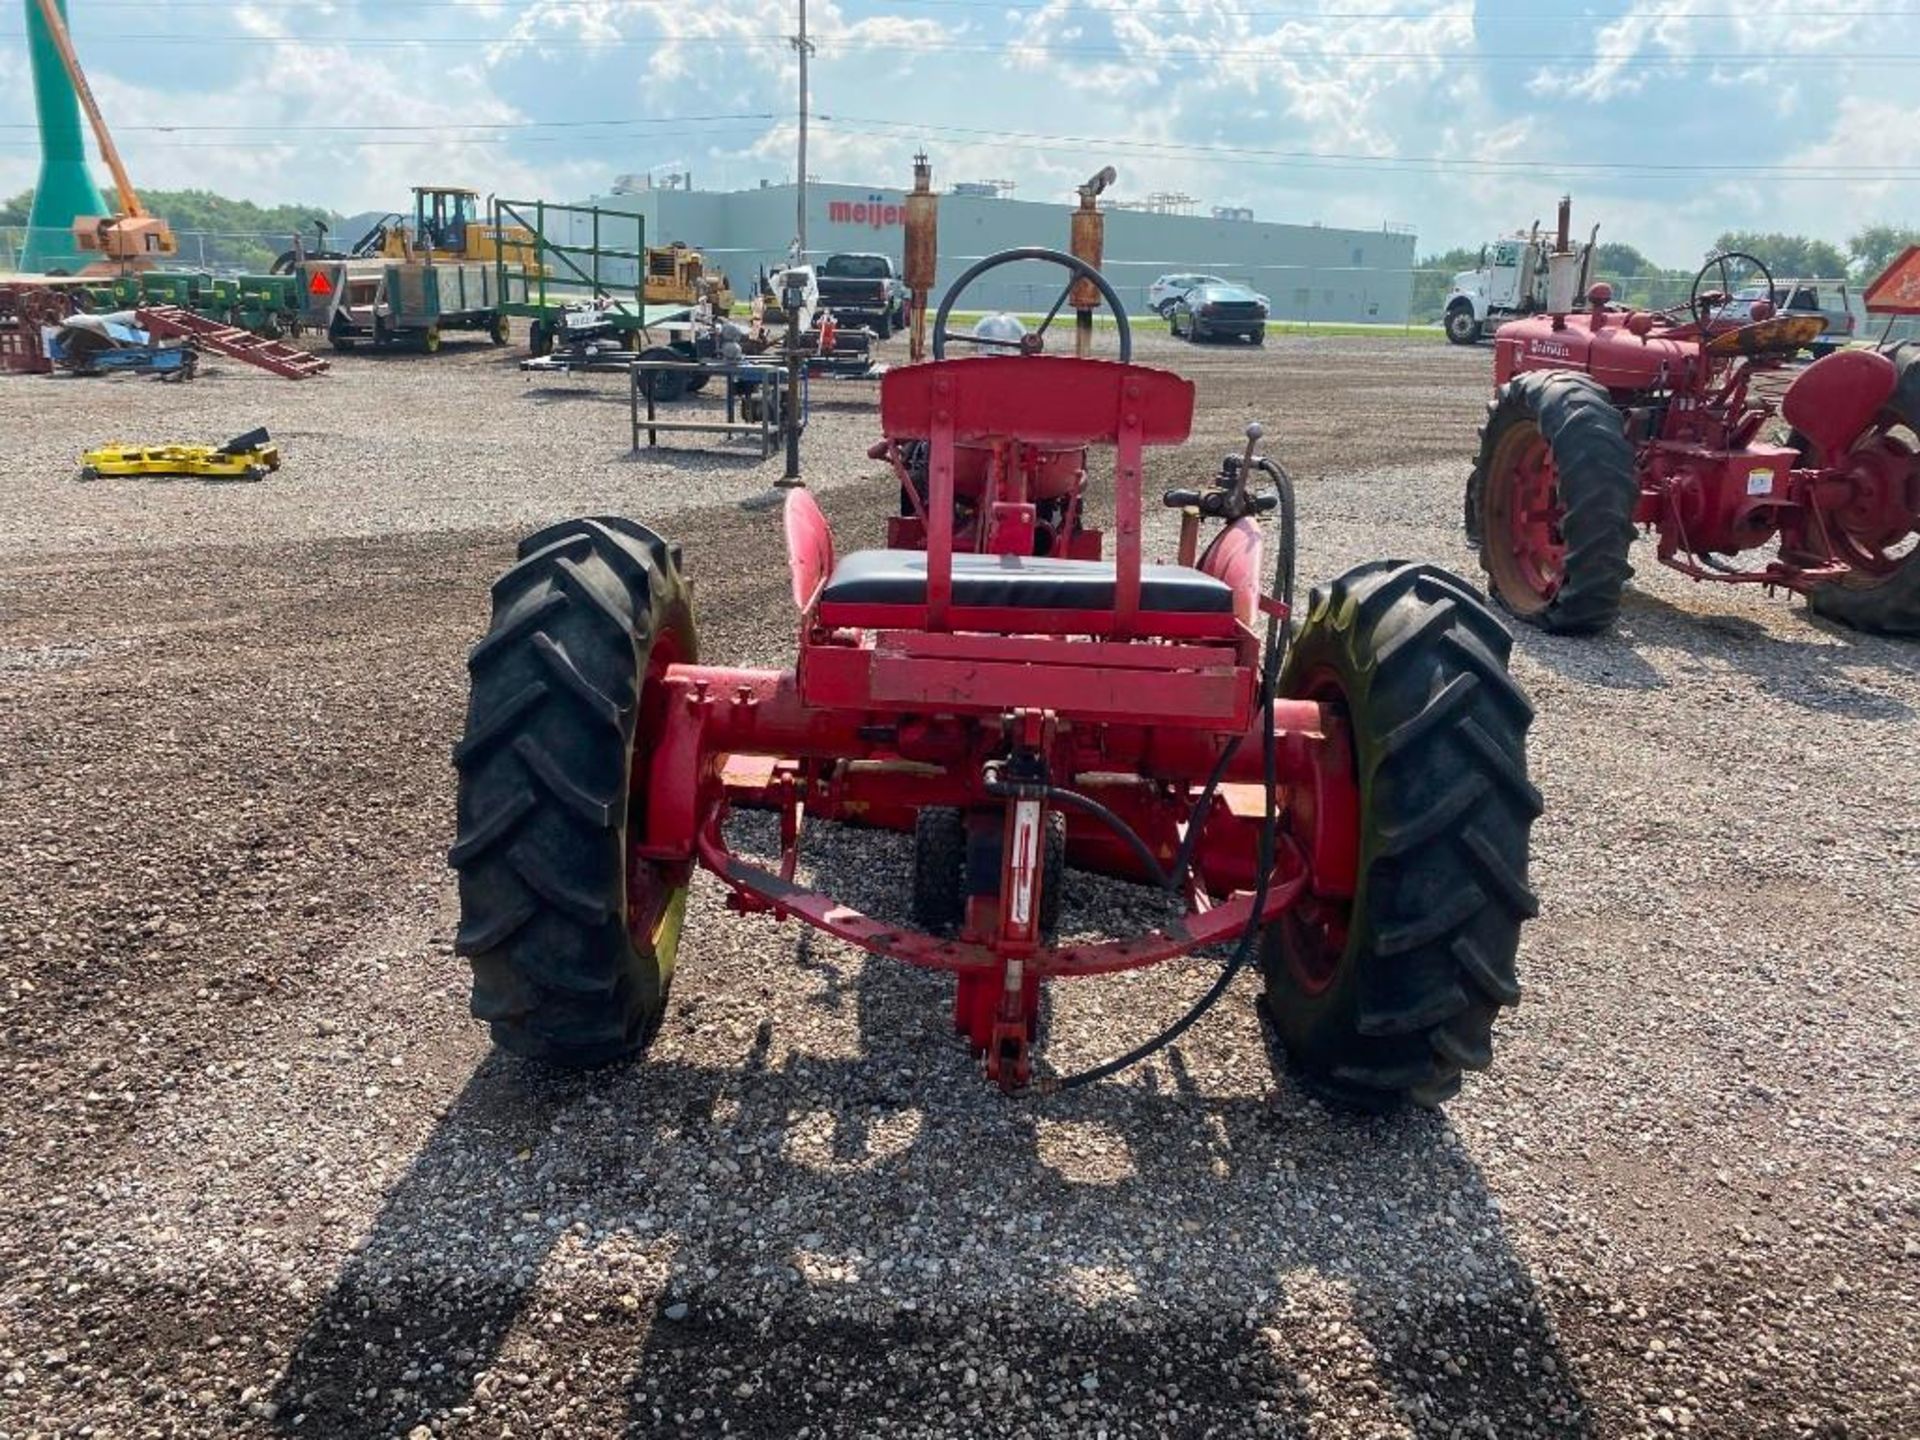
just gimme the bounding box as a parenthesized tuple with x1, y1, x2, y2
(1465, 245, 1920, 635)
(452, 249, 1542, 1105)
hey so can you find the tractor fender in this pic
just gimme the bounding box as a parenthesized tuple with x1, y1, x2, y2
(1782, 349, 1898, 464)
(1197, 516, 1266, 627)
(784, 486, 835, 611)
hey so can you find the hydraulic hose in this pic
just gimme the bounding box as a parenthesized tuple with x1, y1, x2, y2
(1034, 456, 1298, 1095)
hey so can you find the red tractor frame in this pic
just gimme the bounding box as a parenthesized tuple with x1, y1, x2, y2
(1466, 248, 1920, 636)
(453, 249, 1542, 1104)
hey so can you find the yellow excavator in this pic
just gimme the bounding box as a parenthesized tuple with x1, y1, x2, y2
(30, 0, 177, 270)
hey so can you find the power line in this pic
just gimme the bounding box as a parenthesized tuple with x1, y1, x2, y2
(809, 114, 1920, 180)
(2, 30, 1915, 65)
(818, 113, 1920, 175)
(45, 0, 1920, 13)
(0, 112, 778, 135)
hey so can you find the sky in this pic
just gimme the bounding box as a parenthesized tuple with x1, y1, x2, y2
(2, 0, 1917, 265)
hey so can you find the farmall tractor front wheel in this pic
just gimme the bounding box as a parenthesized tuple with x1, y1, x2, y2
(450, 517, 698, 1065)
(1469, 370, 1638, 634)
(1264, 561, 1542, 1111)
(1807, 342, 1920, 636)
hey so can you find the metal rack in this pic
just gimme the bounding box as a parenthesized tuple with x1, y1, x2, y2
(629, 358, 801, 461)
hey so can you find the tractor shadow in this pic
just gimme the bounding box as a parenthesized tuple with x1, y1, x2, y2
(520, 383, 629, 406)
(1515, 590, 1914, 721)
(1624, 592, 1914, 720)
(270, 1045, 1591, 1437)
(274, 820, 1592, 1436)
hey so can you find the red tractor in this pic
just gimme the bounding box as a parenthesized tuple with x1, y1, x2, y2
(1465, 248, 1920, 635)
(452, 249, 1542, 1106)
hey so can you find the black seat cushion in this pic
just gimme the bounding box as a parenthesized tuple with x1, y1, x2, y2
(820, 549, 1234, 614)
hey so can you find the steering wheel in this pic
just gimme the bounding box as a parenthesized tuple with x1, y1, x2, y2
(1690, 251, 1774, 331)
(932, 246, 1131, 362)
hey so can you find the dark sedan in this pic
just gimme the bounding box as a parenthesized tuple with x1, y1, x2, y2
(1169, 283, 1269, 344)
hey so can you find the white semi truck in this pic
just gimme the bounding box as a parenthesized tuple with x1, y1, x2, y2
(1444, 203, 1598, 345)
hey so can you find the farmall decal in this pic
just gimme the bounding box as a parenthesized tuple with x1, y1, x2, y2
(828, 194, 905, 229)
(1528, 338, 1573, 360)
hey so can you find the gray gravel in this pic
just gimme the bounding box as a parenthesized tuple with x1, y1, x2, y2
(0, 329, 1915, 1439)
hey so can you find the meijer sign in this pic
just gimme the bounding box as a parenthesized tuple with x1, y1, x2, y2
(828, 195, 905, 229)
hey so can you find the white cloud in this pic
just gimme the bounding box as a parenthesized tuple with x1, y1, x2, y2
(2, 0, 1910, 261)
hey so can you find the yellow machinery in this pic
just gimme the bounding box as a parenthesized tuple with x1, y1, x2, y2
(372, 188, 545, 275)
(369, 190, 728, 307)
(647, 242, 732, 308)
(79, 429, 280, 483)
(29, 0, 177, 270)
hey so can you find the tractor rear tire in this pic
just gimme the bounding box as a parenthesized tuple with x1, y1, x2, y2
(912, 808, 967, 935)
(450, 517, 698, 1066)
(1807, 343, 1920, 636)
(1445, 306, 1481, 346)
(1469, 370, 1638, 634)
(1263, 561, 1541, 1111)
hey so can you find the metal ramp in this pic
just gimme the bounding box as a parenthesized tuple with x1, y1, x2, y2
(134, 306, 330, 380)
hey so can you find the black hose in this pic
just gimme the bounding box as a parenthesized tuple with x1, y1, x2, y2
(1035, 456, 1298, 1095)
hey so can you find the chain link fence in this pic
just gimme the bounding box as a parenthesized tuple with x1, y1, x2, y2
(1, 226, 300, 276)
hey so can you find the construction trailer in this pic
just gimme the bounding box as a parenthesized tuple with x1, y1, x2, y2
(300, 255, 511, 352)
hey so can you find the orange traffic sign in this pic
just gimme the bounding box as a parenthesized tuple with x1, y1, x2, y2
(308, 269, 333, 297)
(1863, 245, 1920, 314)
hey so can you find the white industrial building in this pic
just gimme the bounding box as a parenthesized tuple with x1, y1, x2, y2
(563, 178, 1418, 325)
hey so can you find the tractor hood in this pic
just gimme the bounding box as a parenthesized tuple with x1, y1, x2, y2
(1493, 312, 1706, 391)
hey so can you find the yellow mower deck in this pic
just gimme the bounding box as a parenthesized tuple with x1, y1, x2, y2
(79, 440, 281, 483)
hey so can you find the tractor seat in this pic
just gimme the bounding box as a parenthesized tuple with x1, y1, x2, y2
(817, 549, 1236, 636)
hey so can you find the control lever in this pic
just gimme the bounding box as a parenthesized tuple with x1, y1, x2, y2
(1162, 487, 1278, 518)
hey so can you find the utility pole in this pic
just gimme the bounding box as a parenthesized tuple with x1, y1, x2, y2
(792, 0, 814, 259)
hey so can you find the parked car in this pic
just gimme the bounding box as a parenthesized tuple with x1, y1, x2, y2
(1148, 272, 1228, 316)
(1723, 279, 1857, 358)
(817, 253, 909, 338)
(1168, 282, 1269, 344)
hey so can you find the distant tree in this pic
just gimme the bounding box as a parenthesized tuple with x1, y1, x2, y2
(1710, 231, 1849, 280)
(1412, 246, 1482, 320)
(1847, 223, 1920, 283)
(96, 186, 343, 271)
(1590, 241, 1662, 278)
(4, 185, 340, 270)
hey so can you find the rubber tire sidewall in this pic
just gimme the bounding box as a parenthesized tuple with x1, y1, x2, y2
(1263, 561, 1540, 1111)
(1470, 370, 1638, 634)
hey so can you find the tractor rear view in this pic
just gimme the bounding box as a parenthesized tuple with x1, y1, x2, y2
(1465, 221, 1920, 636)
(448, 245, 1544, 1106)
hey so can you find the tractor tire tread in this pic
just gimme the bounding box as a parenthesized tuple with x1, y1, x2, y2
(912, 808, 968, 936)
(1264, 561, 1538, 1111)
(450, 516, 695, 1065)
(1470, 370, 1638, 634)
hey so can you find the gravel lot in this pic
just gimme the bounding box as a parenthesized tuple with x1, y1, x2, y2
(0, 329, 1915, 1439)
